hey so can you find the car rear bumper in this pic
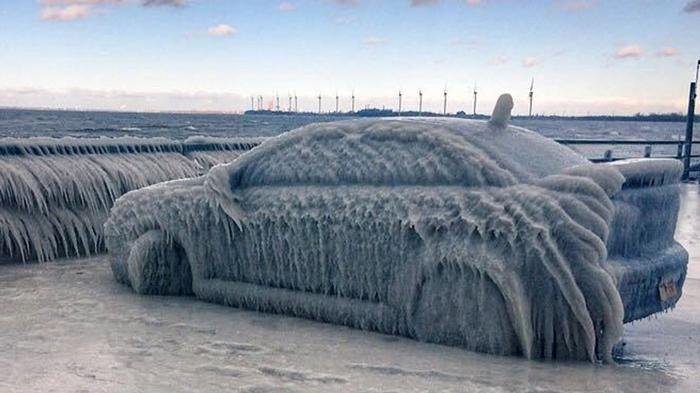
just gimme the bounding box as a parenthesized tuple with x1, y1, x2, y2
(607, 241, 688, 323)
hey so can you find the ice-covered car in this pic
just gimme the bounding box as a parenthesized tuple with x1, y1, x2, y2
(104, 94, 687, 362)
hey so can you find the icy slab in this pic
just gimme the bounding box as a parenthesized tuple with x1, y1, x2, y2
(105, 96, 675, 362)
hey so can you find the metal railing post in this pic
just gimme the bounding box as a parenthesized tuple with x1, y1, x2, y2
(683, 60, 699, 180)
(683, 81, 697, 180)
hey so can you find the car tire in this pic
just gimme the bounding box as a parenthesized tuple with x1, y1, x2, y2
(126, 230, 193, 295)
(410, 262, 519, 356)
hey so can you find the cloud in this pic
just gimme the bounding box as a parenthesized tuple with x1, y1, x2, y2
(207, 24, 237, 36)
(278, 2, 297, 11)
(364, 36, 387, 46)
(464, 0, 483, 5)
(40, 4, 92, 21)
(39, 0, 127, 21)
(559, 0, 595, 11)
(491, 55, 508, 65)
(614, 45, 643, 59)
(656, 47, 679, 57)
(684, 0, 700, 12)
(39, 0, 125, 4)
(522, 56, 539, 67)
(38, 0, 185, 21)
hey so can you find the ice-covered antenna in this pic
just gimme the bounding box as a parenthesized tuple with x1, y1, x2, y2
(528, 78, 534, 117)
(351, 90, 355, 113)
(318, 94, 322, 114)
(276, 93, 280, 112)
(418, 89, 423, 116)
(250, 96, 254, 111)
(294, 93, 298, 113)
(288, 94, 292, 112)
(335, 92, 339, 113)
(489, 93, 514, 128)
(473, 82, 478, 116)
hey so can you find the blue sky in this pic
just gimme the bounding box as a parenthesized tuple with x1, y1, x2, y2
(0, 0, 698, 114)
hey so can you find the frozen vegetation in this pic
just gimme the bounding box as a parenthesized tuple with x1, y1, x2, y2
(0, 136, 259, 262)
(104, 95, 688, 362)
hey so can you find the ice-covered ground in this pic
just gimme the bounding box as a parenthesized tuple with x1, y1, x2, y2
(1, 185, 699, 392)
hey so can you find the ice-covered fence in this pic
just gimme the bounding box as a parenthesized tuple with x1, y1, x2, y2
(0, 136, 262, 262)
(555, 138, 700, 179)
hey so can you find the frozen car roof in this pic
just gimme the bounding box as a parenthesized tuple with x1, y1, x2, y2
(207, 99, 587, 197)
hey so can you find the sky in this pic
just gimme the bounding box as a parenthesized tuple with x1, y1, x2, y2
(0, 0, 699, 115)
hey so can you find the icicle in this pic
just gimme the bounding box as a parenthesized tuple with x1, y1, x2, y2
(0, 136, 259, 262)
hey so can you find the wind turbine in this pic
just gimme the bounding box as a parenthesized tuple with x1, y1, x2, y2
(528, 78, 534, 118)
(418, 89, 423, 116)
(398, 90, 402, 116)
(473, 83, 478, 116)
(443, 87, 448, 116)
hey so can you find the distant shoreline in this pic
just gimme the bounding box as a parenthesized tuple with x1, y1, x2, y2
(0, 106, 696, 123)
(243, 109, 697, 123)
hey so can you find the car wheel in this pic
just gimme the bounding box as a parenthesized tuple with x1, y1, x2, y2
(126, 229, 193, 295)
(411, 262, 520, 356)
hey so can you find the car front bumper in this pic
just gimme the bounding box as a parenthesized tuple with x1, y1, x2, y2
(608, 241, 688, 323)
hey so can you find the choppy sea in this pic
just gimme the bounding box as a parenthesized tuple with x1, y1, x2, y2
(0, 108, 690, 160)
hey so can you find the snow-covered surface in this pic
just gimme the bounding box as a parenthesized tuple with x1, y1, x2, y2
(0, 183, 699, 392)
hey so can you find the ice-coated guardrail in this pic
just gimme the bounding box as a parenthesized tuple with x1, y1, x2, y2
(0, 136, 263, 263)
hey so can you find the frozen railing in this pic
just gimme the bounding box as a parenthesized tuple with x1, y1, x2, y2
(556, 138, 700, 177)
(0, 136, 263, 156)
(0, 137, 262, 263)
(2, 132, 695, 263)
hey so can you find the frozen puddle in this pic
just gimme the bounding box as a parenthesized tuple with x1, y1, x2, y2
(1, 185, 700, 392)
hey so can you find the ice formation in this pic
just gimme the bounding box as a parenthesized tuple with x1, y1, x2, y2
(0, 137, 260, 262)
(105, 94, 687, 362)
